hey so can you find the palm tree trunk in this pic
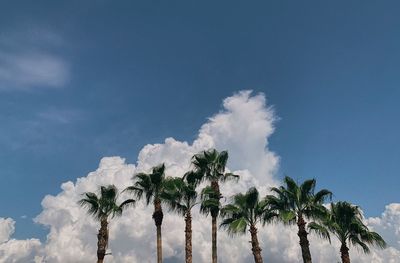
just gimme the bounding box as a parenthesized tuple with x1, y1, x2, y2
(153, 198, 164, 263)
(156, 224, 162, 263)
(97, 218, 108, 263)
(340, 242, 350, 263)
(212, 215, 217, 263)
(297, 214, 312, 263)
(211, 180, 220, 263)
(249, 224, 263, 263)
(185, 210, 192, 263)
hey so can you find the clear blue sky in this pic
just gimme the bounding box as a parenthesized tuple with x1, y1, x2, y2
(1, 1, 399, 241)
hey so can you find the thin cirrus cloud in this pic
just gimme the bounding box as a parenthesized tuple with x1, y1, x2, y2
(37, 109, 84, 124)
(0, 91, 399, 262)
(0, 107, 84, 152)
(0, 29, 70, 91)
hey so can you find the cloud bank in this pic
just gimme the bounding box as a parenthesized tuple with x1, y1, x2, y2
(1, 91, 399, 262)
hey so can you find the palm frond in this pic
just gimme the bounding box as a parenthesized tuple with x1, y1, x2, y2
(245, 187, 259, 209)
(220, 217, 247, 236)
(78, 192, 100, 218)
(314, 189, 332, 203)
(200, 185, 221, 216)
(316, 201, 387, 255)
(349, 235, 371, 254)
(221, 172, 240, 182)
(300, 179, 316, 198)
(78, 184, 134, 221)
(308, 222, 331, 243)
(119, 199, 136, 209)
(220, 204, 241, 217)
(279, 210, 297, 224)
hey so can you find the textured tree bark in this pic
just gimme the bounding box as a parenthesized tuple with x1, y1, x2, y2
(210, 180, 220, 263)
(297, 214, 312, 263)
(211, 216, 217, 263)
(250, 224, 263, 263)
(185, 210, 193, 263)
(97, 218, 108, 263)
(340, 243, 351, 263)
(153, 198, 164, 263)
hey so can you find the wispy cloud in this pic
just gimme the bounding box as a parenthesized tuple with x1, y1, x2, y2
(37, 109, 83, 124)
(0, 28, 70, 90)
(0, 107, 85, 151)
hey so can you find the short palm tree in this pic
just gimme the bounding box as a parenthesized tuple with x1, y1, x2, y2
(308, 201, 386, 263)
(266, 176, 332, 263)
(78, 185, 135, 263)
(192, 149, 239, 263)
(220, 187, 276, 263)
(161, 171, 199, 263)
(124, 164, 167, 263)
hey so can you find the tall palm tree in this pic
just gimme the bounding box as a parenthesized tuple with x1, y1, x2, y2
(161, 171, 199, 263)
(308, 201, 386, 263)
(266, 176, 332, 263)
(192, 149, 239, 263)
(78, 185, 135, 263)
(124, 164, 167, 263)
(220, 187, 276, 263)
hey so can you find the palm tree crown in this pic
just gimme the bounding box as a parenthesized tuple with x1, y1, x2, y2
(161, 171, 199, 215)
(266, 176, 332, 263)
(308, 201, 386, 263)
(192, 149, 238, 183)
(199, 184, 221, 217)
(266, 176, 332, 223)
(78, 185, 135, 263)
(78, 185, 135, 221)
(125, 163, 166, 204)
(220, 187, 275, 235)
(220, 187, 275, 263)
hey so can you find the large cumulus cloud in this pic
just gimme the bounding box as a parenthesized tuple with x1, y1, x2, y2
(1, 91, 400, 262)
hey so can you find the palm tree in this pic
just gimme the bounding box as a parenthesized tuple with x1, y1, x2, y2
(124, 164, 166, 263)
(78, 185, 135, 263)
(266, 176, 332, 263)
(308, 201, 386, 263)
(192, 149, 239, 263)
(220, 187, 276, 263)
(161, 171, 199, 263)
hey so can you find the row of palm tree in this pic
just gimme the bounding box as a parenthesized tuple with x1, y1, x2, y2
(79, 149, 386, 263)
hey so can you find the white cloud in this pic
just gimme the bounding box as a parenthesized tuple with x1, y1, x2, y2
(0, 238, 42, 263)
(37, 109, 84, 124)
(0, 218, 42, 263)
(0, 218, 15, 243)
(194, 90, 279, 185)
(0, 29, 69, 90)
(1, 91, 400, 262)
(367, 203, 400, 250)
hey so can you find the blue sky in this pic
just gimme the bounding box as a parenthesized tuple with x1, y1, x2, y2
(1, 0, 399, 242)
